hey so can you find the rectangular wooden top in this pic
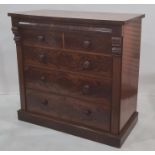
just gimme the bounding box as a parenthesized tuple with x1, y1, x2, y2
(8, 10, 145, 24)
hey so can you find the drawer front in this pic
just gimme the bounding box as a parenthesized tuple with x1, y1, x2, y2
(26, 89, 111, 131)
(64, 32, 112, 53)
(24, 66, 112, 106)
(21, 29, 62, 48)
(23, 46, 112, 77)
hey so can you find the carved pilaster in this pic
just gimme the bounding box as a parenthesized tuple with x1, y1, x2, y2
(112, 37, 122, 54)
(10, 20, 26, 110)
(11, 26, 21, 44)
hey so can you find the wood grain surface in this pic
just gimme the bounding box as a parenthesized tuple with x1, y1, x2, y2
(9, 10, 144, 147)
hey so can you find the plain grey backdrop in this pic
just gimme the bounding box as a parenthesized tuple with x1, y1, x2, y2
(0, 4, 155, 150)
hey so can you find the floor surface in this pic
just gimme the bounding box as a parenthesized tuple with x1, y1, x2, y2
(0, 75, 155, 150)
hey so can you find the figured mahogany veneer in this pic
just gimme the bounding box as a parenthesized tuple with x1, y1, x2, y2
(8, 10, 145, 147)
(23, 46, 113, 77)
(26, 89, 111, 131)
(24, 66, 112, 105)
(64, 31, 112, 53)
(21, 29, 63, 48)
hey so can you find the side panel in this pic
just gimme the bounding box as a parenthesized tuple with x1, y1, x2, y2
(120, 19, 142, 130)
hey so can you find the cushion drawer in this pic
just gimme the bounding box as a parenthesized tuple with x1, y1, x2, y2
(26, 89, 111, 131)
(64, 32, 112, 53)
(23, 46, 112, 78)
(21, 29, 62, 48)
(24, 66, 112, 106)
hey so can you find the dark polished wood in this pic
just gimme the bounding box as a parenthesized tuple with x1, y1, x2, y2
(26, 89, 111, 131)
(21, 28, 63, 48)
(18, 109, 138, 148)
(23, 46, 113, 77)
(24, 66, 112, 106)
(8, 10, 145, 24)
(8, 10, 144, 148)
(120, 19, 142, 130)
(64, 31, 112, 53)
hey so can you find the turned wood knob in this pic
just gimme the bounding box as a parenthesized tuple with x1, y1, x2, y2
(82, 60, 91, 70)
(85, 109, 92, 116)
(37, 35, 45, 41)
(82, 84, 91, 95)
(38, 53, 46, 63)
(83, 40, 91, 48)
(40, 75, 46, 82)
(41, 99, 48, 106)
(24, 66, 29, 72)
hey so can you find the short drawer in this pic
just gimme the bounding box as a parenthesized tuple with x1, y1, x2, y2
(21, 29, 62, 48)
(26, 89, 111, 131)
(23, 46, 112, 77)
(24, 66, 112, 106)
(64, 32, 112, 53)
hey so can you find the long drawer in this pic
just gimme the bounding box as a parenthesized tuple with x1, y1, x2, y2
(24, 66, 112, 106)
(23, 46, 112, 78)
(26, 89, 111, 131)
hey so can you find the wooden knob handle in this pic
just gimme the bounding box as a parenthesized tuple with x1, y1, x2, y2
(82, 60, 91, 70)
(41, 99, 48, 106)
(37, 35, 45, 41)
(24, 66, 29, 72)
(40, 75, 46, 82)
(39, 53, 47, 63)
(85, 109, 92, 116)
(82, 85, 90, 95)
(83, 40, 91, 48)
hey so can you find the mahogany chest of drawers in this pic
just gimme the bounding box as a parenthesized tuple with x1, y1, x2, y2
(8, 10, 145, 147)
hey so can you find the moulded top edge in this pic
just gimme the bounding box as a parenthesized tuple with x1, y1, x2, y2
(8, 10, 145, 24)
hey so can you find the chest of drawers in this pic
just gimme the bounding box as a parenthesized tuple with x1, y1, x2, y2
(8, 10, 145, 147)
